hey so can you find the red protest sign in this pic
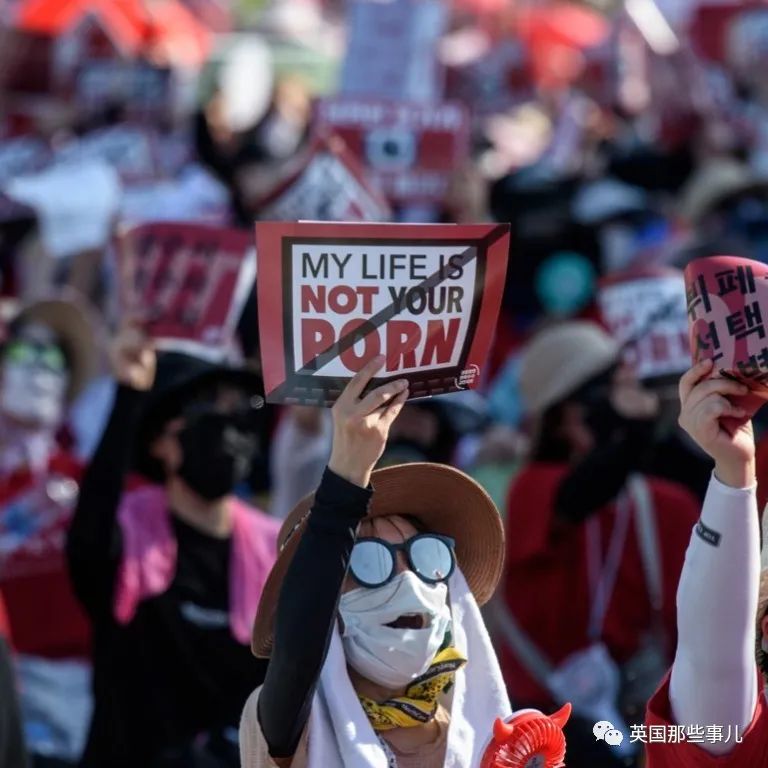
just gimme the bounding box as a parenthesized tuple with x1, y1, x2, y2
(255, 134, 391, 222)
(118, 222, 256, 358)
(690, 2, 768, 66)
(598, 267, 690, 381)
(314, 99, 470, 204)
(255, 221, 510, 406)
(685, 255, 768, 414)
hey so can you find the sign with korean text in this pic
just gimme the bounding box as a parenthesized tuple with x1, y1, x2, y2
(685, 255, 768, 412)
(599, 268, 690, 380)
(255, 221, 510, 406)
(314, 99, 470, 204)
(118, 222, 256, 359)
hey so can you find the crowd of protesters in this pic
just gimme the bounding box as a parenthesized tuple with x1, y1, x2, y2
(4, 0, 768, 766)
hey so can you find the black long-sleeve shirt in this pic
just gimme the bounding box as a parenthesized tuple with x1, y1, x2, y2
(66, 385, 268, 768)
(258, 469, 372, 758)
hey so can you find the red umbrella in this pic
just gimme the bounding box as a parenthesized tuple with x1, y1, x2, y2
(514, 1, 610, 88)
(17, 0, 211, 68)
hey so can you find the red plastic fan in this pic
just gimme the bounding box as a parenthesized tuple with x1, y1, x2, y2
(479, 703, 571, 768)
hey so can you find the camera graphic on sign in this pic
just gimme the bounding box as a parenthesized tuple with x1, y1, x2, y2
(365, 127, 417, 171)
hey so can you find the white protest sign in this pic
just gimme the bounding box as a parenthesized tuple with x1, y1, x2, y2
(256, 221, 510, 405)
(599, 270, 690, 379)
(256, 136, 390, 222)
(341, 0, 447, 102)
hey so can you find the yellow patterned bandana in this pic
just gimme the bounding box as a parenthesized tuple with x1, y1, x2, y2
(359, 647, 467, 731)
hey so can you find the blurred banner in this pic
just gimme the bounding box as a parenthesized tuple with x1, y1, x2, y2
(255, 134, 391, 222)
(341, 0, 447, 102)
(315, 99, 470, 203)
(118, 222, 256, 359)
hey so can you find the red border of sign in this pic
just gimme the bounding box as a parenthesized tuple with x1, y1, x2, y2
(255, 221, 510, 404)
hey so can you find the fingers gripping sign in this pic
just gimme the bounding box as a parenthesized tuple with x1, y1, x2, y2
(329, 355, 409, 488)
(678, 359, 755, 488)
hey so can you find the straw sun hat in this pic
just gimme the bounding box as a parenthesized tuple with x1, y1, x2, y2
(251, 462, 505, 658)
(518, 321, 620, 416)
(6, 296, 98, 402)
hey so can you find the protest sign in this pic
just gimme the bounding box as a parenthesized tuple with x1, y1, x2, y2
(56, 125, 160, 184)
(255, 221, 510, 406)
(690, 2, 768, 65)
(315, 99, 470, 203)
(118, 222, 256, 359)
(0, 137, 50, 185)
(341, 0, 446, 103)
(6, 160, 121, 260)
(255, 135, 391, 222)
(598, 267, 689, 381)
(74, 61, 172, 121)
(685, 255, 768, 414)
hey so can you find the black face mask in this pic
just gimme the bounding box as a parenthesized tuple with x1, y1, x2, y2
(177, 411, 258, 501)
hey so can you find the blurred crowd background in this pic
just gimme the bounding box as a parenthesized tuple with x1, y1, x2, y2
(2, 0, 768, 767)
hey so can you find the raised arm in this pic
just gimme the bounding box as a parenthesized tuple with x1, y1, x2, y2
(255, 357, 408, 766)
(669, 359, 760, 755)
(66, 323, 157, 618)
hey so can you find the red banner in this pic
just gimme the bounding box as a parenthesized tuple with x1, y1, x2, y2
(118, 222, 256, 358)
(314, 99, 470, 203)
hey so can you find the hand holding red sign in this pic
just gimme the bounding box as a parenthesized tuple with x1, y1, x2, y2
(255, 221, 510, 406)
(118, 222, 256, 360)
(684, 255, 768, 417)
(328, 355, 409, 488)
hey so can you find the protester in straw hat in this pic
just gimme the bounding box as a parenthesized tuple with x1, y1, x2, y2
(66, 321, 280, 768)
(240, 355, 512, 768)
(496, 321, 700, 768)
(645, 359, 768, 765)
(0, 295, 98, 768)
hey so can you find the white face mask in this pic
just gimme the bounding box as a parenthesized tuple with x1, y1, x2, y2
(338, 570, 451, 690)
(0, 361, 67, 428)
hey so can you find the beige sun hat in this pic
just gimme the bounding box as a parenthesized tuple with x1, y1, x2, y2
(4, 294, 99, 402)
(680, 159, 768, 225)
(251, 462, 505, 658)
(518, 321, 620, 416)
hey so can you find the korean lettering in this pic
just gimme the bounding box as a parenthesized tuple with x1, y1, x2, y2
(726, 301, 765, 341)
(715, 265, 756, 297)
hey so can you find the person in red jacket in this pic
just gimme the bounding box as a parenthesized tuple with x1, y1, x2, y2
(644, 359, 768, 765)
(0, 297, 97, 768)
(495, 321, 700, 768)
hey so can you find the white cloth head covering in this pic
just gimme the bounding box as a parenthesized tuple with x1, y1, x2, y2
(306, 568, 511, 767)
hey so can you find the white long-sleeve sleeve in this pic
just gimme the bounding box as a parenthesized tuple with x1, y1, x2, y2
(669, 473, 761, 755)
